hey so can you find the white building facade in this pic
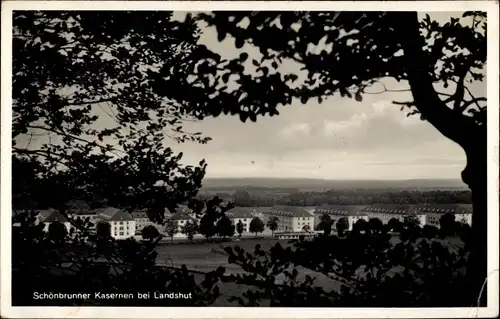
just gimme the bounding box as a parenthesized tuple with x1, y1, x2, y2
(414, 204, 472, 228)
(37, 209, 73, 233)
(96, 207, 136, 240)
(131, 210, 165, 234)
(313, 206, 369, 231)
(169, 210, 196, 234)
(225, 208, 256, 233)
(361, 204, 427, 226)
(263, 206, 314, 232)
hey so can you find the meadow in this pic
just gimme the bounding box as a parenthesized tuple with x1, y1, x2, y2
(154, 236, 465, 306)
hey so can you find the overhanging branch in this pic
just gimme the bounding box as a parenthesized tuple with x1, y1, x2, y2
(392, 12, 479, 146)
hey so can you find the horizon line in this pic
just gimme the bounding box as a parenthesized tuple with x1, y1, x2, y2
(203, 177, 464, 181)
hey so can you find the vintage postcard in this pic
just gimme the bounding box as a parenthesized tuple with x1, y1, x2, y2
(1, 1, 499, 318)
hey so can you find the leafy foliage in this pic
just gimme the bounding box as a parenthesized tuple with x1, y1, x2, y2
(48, 221, 69, 242)
(403, 215, 421, 227)
(266, 216, 279, 236)
(223, 218, 473, 307)
(249, 217, 265, 236)
(198, 11, 487, 303)
(422, 225, 439, 239)
(182, 220, 199, 241)
(316, 214, 334, 235)
(197, 11, 486, 127)
(96, 221, 111, 238)
(336, 217, 349, 236)
(216, 215, 236, 238)
(439, 213, 457, 236)
(13, 11, 219, 222)
(387, 218, 403, 232)
(236, 220, 245, 237)
(165, 220, 178, 242)
(352, 218, 368, 234)
(12, 211, 223, 306)
(142, 225, 161, 242)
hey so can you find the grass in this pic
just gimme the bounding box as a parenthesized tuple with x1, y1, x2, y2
(154, 235, 466, 306)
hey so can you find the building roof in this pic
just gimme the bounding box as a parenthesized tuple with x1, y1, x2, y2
(265, 206, 313, 218)
(96, 207, 135, 222)
(225, 207, 256, 219)
(169, 211, 195, 221)
(65, 200, 93, 215)
(131, 210, 149, 219)
(65, 199, 91, 210)
(413, 204, 472, 214)
(362, 204, 414, 215)
(70, 210, 97, 216)
(313, 205, 368, 217)
(361, 203, 469, 215)
(38, 210, 69, 223)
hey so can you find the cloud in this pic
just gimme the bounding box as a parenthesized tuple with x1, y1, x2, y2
(281, 122, 312, 138)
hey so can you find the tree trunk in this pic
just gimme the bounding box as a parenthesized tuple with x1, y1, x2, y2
(393, 12, 488, 305)
(461, 129, 487, 306)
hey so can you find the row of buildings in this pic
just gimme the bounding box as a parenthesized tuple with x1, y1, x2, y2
(312, 204, 472, 231)
(31, 202, 472, 240)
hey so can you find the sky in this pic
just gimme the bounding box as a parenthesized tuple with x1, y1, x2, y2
(164, 11, 485, 181)
(15, 11, 486, 182)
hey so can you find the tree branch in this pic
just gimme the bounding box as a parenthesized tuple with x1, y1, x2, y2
(461, 97, 487, 111)
(392, 12, 479, 146)
(452, 70, 467, 112)
(13, 147, 71, 168)
(14, 98, 117, 111)
(450, 77, 486, 112)
(26, 125, 125, 157)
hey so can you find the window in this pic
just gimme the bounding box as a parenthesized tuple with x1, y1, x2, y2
(120, 221, 124, 225)
(119, 226, 124, 231)
(119, 232, 124, 236)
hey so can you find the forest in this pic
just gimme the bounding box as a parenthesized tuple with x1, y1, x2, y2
(202, 189, 472, 207)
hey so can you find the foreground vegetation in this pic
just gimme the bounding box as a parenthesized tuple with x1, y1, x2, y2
(13, 210, 474, 307)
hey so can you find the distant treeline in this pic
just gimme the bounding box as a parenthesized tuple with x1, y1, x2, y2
(199, 189, 472, 207)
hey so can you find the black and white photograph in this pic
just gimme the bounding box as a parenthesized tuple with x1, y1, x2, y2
(1, 1, 499, 318)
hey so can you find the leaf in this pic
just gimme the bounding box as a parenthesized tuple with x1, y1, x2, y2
(239, 52, 249, 62)
(216, 28, 227, 42)
(235, 37, 244, 49)
(252, 59, 259, 67)
(300, 96, 308, 104)
(248, 113, 257, 122)
(355, 91, 363, 102)
(239, 113, 248, 122)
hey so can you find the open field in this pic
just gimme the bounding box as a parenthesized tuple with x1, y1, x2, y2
(154, 236, 465, 306)
(156, 238, 340, 306)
